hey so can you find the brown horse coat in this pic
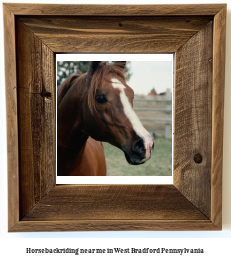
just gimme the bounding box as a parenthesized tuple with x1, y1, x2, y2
(57, 68, 107, 176)
(57, 61, 154, 176)
(58, 136, 106, 176)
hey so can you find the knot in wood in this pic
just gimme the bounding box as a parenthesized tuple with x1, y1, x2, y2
(194, 153, 203, 164)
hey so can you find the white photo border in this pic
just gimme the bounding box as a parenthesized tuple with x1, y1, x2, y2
(56, 54, 174, 184)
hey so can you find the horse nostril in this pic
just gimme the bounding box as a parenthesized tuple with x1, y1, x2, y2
(133, 139, 145, 154)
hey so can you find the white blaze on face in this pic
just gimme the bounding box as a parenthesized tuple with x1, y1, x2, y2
(111, 78, 153, 159)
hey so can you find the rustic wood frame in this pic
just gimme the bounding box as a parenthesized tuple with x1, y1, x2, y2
(4, 4, 226, 232)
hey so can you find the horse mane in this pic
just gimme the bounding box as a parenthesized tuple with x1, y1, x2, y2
(88, 62, 127, 113)
(57, 74, 80, 107)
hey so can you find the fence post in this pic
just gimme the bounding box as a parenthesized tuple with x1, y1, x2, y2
(165, 88, 171, 139)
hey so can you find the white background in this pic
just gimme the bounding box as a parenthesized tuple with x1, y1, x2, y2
(0, 0, 231, 260)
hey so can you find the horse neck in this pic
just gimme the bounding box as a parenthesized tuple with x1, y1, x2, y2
(57, 74, 89, 150)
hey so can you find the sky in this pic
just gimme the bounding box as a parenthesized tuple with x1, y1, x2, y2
(128, 61, 173, 95)
(56, 54, 174, 95)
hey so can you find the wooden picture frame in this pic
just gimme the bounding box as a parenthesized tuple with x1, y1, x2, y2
(4, 3, 226, 231)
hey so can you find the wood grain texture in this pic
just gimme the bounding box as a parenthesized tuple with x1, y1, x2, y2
(11, 220, 218, 232)
(211, 5, 226, 228)
(174, 22, 213, 218)
(3, 3, 225, 16)
(16, 20, 56, 219)
(13, 185, 219, 231)
(4, 3, 226, 231)
(22, 185, 207, 221)
(18, 16, 212, 53)
(3, 4, 20, 231)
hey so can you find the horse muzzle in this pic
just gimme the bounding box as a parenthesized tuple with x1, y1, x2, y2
(123, 137, 154, 165)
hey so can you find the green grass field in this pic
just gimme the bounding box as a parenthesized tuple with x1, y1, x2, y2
(103, 137, 172, 176)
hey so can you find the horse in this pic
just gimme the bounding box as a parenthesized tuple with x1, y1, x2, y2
(57, 61, 154, 176)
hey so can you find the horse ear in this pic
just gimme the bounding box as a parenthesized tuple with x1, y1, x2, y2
(89, 61, 101, 76)
(86, 61, 101, 89)
(115, 61, 126, 69)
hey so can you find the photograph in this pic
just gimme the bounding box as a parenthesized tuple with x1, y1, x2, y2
(57, 58, 173, 179)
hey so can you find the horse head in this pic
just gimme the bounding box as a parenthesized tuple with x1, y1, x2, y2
(83, 61, 154, 165)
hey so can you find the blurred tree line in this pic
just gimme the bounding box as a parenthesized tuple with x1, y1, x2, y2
(57, 61, 132, 86)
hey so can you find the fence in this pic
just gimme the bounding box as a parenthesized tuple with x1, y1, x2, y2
(134, 88, 172, 139)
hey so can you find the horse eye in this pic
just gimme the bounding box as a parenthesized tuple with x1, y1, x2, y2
(95, 94, 107, 104)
